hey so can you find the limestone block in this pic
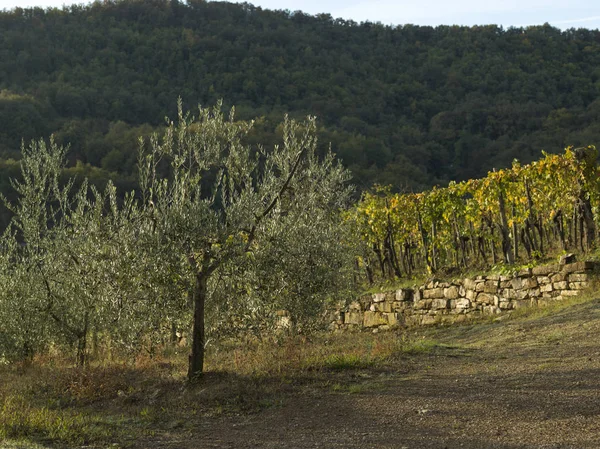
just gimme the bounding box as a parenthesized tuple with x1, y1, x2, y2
(376, 302, 393, 313)
(500, 281, 511, 288)
(502, 288, 516, 299)
(561, 290, 579, 297)
(455, 298, 471, 309)
(370, 304, 377, 312)
(511, 278, 523, 290)
(569, 282, 589, 290)
(527, 288, 540, 298)
(384, 312, 399, 326)
(568, 273, 589, 282)
(414, 299, 432, 310)
(499, 300, 511, 310)
(373, 293, 386, 303)
(444, 286, 459, 299)
(563, 261, 595, 273)
(500, 275, 512, 282)
(484, 280, 499, 293)
(537, 276, 551, 285)
(414, 289, 423, 301)
(363, 311, 386, 327)
(423, 288, 444, 299)
(522, 278, 538, 289)
(396, 301, 414, 311)
(477, 293, 494, 304)
(553, 281, 568, 290)
(482, 305, 500, 315)
(540, 283, 553, 293)
(532, 264, 559, 276)
(466, 290, 477, 301)
(494, 295, 500, 307)
(487, 275, 500, 281)
(550, 273, 566, 283)
(515, 289, 529, 300)
(344, 311, 363, 325)
(459, 285, 466, 297)
(432, 298, 450, 310)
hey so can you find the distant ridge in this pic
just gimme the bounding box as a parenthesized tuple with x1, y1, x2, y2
(0, 0, 599, 196)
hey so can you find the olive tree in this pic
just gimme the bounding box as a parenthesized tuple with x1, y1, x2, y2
(138, 100, 354, 379)
(0, 139, 164, 364)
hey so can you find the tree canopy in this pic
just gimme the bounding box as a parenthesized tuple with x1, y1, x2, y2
(0, 0, 599, 209)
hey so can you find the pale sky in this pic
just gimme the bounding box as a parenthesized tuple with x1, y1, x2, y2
(0, 0, 599, 30)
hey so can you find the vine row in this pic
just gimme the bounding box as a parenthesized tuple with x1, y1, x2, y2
(347, 146, 600, 282)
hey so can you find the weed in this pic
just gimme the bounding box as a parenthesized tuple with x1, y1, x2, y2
(397, 337, 440, 355)
(0, 393, 111, 445)
(347, 384, 364, 394)
(321, 354, 373, 370)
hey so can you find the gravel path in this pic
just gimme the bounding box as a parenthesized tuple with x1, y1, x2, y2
(139, 300, 600, 449)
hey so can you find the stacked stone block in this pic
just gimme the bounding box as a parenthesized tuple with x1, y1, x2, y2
(332, 261, 596, 331)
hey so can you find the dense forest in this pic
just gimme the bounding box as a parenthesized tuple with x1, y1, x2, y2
(1, 0, 600, 208)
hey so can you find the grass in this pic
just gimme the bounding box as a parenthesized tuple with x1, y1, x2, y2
(0, 394, 112, 444)
(3, 280, 599, 448)
(364, 275, 428, 294)
(0, 331, 441, 448)
(0, 361, 176, 448)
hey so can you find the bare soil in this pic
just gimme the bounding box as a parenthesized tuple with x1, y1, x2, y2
(140, 298, 600, 449)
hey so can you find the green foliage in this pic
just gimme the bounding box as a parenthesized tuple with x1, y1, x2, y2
(0, 2, 599, 194)
(0, 100, 356, 374)
(350, 146, 600, 281)
(137, 100, 356, 376)
(0, 138, 163, 363)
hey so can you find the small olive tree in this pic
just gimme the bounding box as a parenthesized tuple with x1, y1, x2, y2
(138, 100, 354, 379)
(0, 139, 166, 364)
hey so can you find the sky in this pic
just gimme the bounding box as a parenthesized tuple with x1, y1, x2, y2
(0, 0, 599, 30)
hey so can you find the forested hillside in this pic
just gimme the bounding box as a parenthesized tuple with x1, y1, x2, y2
(1, 0, 600, 199)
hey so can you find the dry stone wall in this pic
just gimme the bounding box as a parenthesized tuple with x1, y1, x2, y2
(332, 261, 597, 331)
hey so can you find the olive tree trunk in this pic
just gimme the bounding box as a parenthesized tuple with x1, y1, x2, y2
(188, 272, 207, 380)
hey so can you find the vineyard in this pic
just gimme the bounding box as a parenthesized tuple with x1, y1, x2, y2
(348, 146, 600, 282)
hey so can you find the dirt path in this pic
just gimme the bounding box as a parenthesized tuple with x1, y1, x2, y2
(139, 300, 600, 449)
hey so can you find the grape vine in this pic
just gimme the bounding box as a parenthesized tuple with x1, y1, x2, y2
(348, 146, 600, 281)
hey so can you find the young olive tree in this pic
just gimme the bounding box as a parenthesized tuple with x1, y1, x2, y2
(0, 227, 48, 361)
(138, 100, 354, 379)
(0, 139, 165, 364)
